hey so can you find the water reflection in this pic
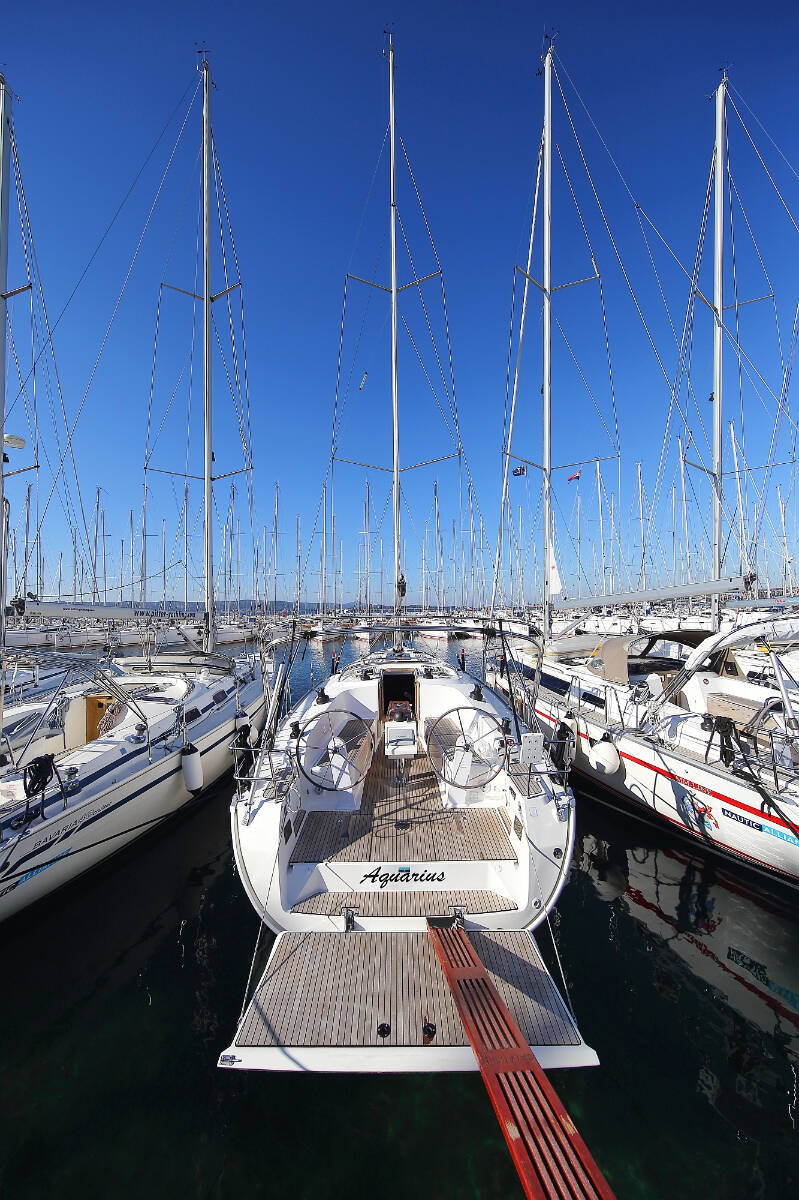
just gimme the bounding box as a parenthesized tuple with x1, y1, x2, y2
(575, 821, 799, 1060)
(569, 798, 798, 1187)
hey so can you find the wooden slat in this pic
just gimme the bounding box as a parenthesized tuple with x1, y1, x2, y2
(291, 888, 517, 916)
(428, 923, 615, 1200)
(290, 742, 516, 864)
(508, 765, 544, 799)
(236, 931, 579, 1051)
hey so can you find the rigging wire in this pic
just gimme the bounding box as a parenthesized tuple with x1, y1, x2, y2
(16, 80, 202, 593)
(9, 75, 202, 411)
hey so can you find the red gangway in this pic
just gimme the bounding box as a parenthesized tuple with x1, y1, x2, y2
(427, 922, 616, 1200)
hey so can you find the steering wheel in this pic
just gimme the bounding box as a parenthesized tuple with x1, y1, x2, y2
(295, 709, 374, 792)
(425, 705, 507, 790)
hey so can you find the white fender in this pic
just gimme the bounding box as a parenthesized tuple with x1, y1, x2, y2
(587, 738, 622, 776)
(235, 710, 249, 730)
(181, 743, 203, 794)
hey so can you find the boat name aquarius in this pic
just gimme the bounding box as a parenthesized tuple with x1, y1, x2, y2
(359, 865, 446, 888)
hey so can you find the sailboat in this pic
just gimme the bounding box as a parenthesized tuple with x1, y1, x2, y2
(220, 37, 596, 1082)
(0, 62, 270, 922)
(488, 54, 799, 887)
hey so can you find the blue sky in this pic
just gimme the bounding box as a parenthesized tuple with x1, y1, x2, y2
(3, 0, 799, 607)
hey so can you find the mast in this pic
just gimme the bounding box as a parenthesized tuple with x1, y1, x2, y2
(671, 484, 676, 586)
(295, 515, 301, 616)
(262, 525, 267, 615)
(596, 460, 606, 596)
(103, 509, 108, 605)
(609, 492, 615, 595)
(387, 34, 404, 651)
(332, 510, 337, 615)
(434, 482, 441, 612)
(577, 490, 581, 598)
(236, 519, 241, 616)
(730, 423, 749, 581)
(541, 42, 553, 640)
(321, 481, 327, 616)
(365, 479, 371, 618)
(91, 485, 100, 603)
(202, 57, 215, 653)
(421, 527, 427, 613)
(518, 506, 524, 613)
(22, 483, 31, 603)
(637, 462, 646, 589)
(679, 436, 691, 582)
(141, 483, 148, 610)
(0, 73, 11, 741)
(778, 484, 790, 595)
(273, 482, 279, 618)
(129, 509, 134, 607)
(183, 483, 189, 614)
(468, 483, 475, 611)
(711, 70, 727, 631)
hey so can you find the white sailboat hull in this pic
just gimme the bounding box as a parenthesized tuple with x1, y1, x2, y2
(491, 670, 799, 885)
(0, 670, 266, 921)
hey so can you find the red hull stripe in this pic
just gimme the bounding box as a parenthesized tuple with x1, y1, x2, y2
(533, 706, 795, 834)
(572, 756, 794, 878)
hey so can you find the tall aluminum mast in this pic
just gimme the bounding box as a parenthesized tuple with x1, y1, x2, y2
(637, 462, 646, 589)
(711, 71, 727, 631)
(273, 482, 279, 618)
(0, 75, 12, 743)
(729, 423, 749, 580)
(541, 44, 553, 641)
(295, 515, 301, 616)
(387, 34, 404, 651)
(365, 478, 371, 618)
(202, 58, 216, 654)
(321, 480, 327, 615)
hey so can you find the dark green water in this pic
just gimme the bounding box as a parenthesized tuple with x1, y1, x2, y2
(0, 637, 796, 1198)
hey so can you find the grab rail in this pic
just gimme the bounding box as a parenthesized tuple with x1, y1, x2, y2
(15, 669, 74, 770)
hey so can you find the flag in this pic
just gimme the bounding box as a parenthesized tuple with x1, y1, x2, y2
(567, 470, 581, 482)
(512, 464, 527, 477)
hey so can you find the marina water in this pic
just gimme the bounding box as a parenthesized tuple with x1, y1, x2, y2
(0, 637, 795, 1198)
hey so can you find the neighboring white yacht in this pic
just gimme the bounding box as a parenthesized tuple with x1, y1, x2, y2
(0, 645, 268, 921)
(490, 617, 799, 885)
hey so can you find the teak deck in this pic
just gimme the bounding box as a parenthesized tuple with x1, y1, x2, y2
(235, 930, 580, 1051)
(290, 743, 516, 864)
(291, 888, 516, 916)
